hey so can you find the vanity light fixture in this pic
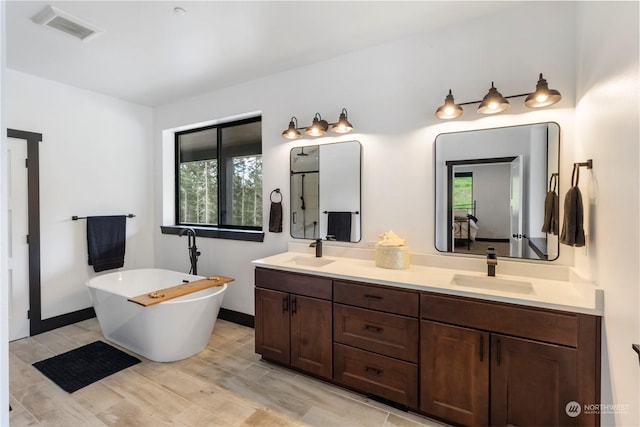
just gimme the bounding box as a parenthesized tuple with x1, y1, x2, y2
(305, 113, 329, 137)
(477, 82, 510, 114)
(435, 90, 464, 119)
(435, 73, 562, 120)
(282, 108, 354, 139)
(282, 117, 302, 139)
(331, 108, 353, 133)
(524, 73, 562, 108)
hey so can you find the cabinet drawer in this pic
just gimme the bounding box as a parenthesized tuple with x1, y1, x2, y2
(334, 343, 418, 408)
(421, 293, 579, 347)
(255, 268, 332, 300)
(334, 280, 419, 317)
(334, 304, 419, 363)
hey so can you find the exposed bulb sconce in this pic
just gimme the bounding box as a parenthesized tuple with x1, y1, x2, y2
(524, 73, 562, 108)
(305, 113, 329, 137)
(434, 90, 463, 119)
(435, 73, 562, 120)
(282, 117, 302, 139)
(331, 108, 353, 134)
(477, 82, 510, 114)
(282, 108, 354, 139)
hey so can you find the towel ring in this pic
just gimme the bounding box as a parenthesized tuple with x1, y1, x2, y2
(270, 188, 282, 203)
(571, 163, 580, 187)
(549, 174, 558, 192)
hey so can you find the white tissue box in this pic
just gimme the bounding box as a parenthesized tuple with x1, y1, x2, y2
(375, 245, 410, 270)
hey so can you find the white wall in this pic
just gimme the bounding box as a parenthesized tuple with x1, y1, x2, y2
(153, 2, 578, 315)
(6, 70, 154, 318)
(0, 2, 9, 425)
(574, 2, 640, 425)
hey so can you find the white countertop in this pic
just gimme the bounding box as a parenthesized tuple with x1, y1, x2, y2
(252, 251, 603, 316)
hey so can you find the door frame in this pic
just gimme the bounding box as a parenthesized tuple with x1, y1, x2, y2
(7, 129, 95, 336)
(445, 156, 516, 252)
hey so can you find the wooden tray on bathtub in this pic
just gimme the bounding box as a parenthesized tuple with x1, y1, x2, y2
(128, 276, 234, 307)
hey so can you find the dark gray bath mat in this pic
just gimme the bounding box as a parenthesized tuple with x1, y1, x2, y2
(32, 340, 141, 393)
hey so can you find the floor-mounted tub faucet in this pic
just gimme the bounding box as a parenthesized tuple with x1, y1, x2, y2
(179, 227, 200, 275)
(487, 247, 497, 277)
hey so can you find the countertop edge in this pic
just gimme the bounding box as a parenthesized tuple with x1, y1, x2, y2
(251, 257, 604, 317)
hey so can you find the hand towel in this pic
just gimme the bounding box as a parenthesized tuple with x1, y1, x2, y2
(559, 187, 586, 247)
(268, 201, 283, 233)
(87, 215, 126, 272)
(327, 211, 352, 242)
(541, 190, 559, 235)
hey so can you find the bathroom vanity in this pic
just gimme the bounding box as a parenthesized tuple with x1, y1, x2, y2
(253, 251, 602, 427)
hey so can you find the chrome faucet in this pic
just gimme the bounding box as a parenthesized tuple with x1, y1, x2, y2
(310, 239, 323, 257)
(486, 247, 497, 277)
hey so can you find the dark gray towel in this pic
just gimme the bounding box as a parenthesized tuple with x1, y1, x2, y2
(541, 190, 559, 235)
(327, 212, 352, 242)
(560, 187, 586, 247)
(268, 201, 283, 233)
(87, 216, 126, 272)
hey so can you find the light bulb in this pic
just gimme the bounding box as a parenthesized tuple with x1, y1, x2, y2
(536, 94, 548, 103)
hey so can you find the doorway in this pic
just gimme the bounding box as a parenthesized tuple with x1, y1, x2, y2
(7, 128, 95, 338)
(7, 137, 29, 340)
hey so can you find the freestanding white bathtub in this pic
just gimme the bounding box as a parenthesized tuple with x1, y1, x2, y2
(86, 268, 227, 362)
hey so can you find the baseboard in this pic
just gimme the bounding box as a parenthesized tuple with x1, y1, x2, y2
(475, 238, 510, 243)
(218, 308, 254, 328)
(30, 306, 253, 336)
(31, 307, 96, 336)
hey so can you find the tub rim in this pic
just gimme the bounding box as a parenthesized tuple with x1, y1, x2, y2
(85, 268, 227, 303)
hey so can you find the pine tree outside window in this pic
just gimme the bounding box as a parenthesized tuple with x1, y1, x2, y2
(176, 116, 262, 230)
(453, 172, 473, 209)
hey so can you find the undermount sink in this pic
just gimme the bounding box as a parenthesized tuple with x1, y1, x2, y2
(451, 274, 534, 294)
(289, 256, 336, 267)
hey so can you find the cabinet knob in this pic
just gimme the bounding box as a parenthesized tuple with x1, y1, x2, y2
(282, 296, 288, 313)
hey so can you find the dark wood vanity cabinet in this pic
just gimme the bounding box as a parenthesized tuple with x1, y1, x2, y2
(490, 333, 578, 427)
(254, 267, 601, 427)
(420, 321, 489, 426)
(333, 280, 420, 408)
(420, 292, 601, 427)
(254, 268, 333, 379)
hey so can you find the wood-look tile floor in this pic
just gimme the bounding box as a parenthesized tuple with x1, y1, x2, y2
(9, 318, 450, 427)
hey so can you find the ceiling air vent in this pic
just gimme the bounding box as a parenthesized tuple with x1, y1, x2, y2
(31, 5, 103, 42)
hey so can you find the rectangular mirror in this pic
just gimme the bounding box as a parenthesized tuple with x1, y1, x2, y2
(435, 123, 559, 261)
(290, 140, 361, 242)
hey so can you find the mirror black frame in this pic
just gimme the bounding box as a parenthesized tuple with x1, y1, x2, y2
(434, 123, 560, 261)
(290, 140, 362, 242)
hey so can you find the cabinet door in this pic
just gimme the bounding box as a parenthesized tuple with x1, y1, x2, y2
(255, 287, 290, 365)
(290, 294, 333, 379)
(491, 334, 578, 427)
(420, 321, 489, 426)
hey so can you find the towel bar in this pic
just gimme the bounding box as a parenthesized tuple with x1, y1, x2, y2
(323, 211, 359, 214)
(72, 214, 136, 220)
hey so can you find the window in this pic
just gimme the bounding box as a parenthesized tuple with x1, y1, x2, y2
(453, 172, 473, 209)
(175, 116, 262, 232)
